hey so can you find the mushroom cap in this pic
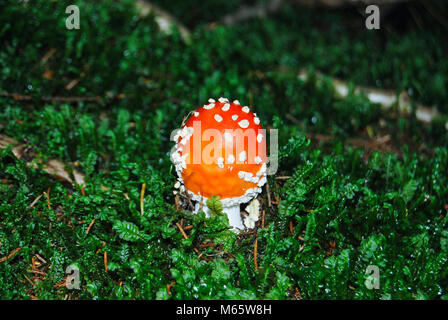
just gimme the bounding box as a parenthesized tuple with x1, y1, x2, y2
(172, 98, 267, 207)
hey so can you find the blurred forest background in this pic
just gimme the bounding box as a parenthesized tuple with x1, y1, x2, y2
(0, 0, 447, 300)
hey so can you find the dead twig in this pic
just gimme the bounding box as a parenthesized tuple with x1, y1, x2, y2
(24, 275, 35, 287)
(254, 237, 258, 270)
(104, 251, 108, 273)
(294, 0, 413, 7)
(0, 91, 105, 102)
(176, 222, 189, 240)
(29, 194, 43, 208)
(175, 222, 199, 254)
(217, 0, 411, 27)
(40, 48, 56, 64)
(44, 188, 51, 209)
(86, 218, 96, 235)
(35, 254, 47, 264)
(27, 270, 47, 276)
(65, 79, 79, 91)
(198, 242, 215, 248)
(219, 0, 284, 26)
(275, 176, 291, 180)
(0, 247, 21, 263)
(135, 0, 191, 42)
(298, 69, 444, 125)
(167, 281, 176, 295)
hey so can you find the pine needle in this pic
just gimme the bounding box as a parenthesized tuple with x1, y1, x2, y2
(86, 218, 96, 235)
(104, 251, 108, 272)
(140, 182, 146, 216)
(254, 237, 258, 271)
(0, 247, 21, 263)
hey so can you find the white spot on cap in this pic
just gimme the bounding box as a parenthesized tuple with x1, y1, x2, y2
(257, 133, 263, 143)
(218, 97, 229, 103)
(222, 103, 230, 111)
(224, 132, 233, 142)
(232, 114, 238, 121)
(228, 154, 235, 164)
(254, 156, 262, 164)
(174, 181, 181, 188)
(242, 106, 249, 113)
(208, 98, 215, 103)
(238, 171, 250, 179)
(238, 119, 249, 128)
(239, 151, 247, 162)
(204, 103, 215, 110)
(256, 163, 267, 177)
(178, 127, 194, 146)
(254, 117, 260, 125)
(214, 114, 223, 122)
(233, 100, 240, 105)
(217, 157, 224, 168)
(194, 112, 199, 117)
(257, 176, 267, 187)
(238, 171, 259, 183)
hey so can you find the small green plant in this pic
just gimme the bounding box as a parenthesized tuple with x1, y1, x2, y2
(206, 196, 224, 216)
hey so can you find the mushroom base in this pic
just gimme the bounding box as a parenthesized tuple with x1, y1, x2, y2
(194, 202, 244, 232)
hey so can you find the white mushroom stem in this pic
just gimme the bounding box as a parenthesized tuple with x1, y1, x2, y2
(194, 202, 244, 233)
(223, 204, 244, 232)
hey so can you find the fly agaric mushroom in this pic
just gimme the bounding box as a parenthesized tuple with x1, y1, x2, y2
(171, 97, 267, 231)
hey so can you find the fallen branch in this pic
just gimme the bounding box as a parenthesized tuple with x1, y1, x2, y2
(218, 0, 413, 25)
(0, 91, 99, 102)
(135, 0, 191, 42)
(0, 91, 125, 103)
(0, 134, 85, 187)
(294, 0, 413, 7)
(220, 0, 284, 25)
(298, 69, 444, 125)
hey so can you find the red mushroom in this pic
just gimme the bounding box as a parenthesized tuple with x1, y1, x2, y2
(171, 97, 267, 231)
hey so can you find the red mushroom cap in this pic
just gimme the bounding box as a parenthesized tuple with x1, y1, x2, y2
(172, 97, 267, 207)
